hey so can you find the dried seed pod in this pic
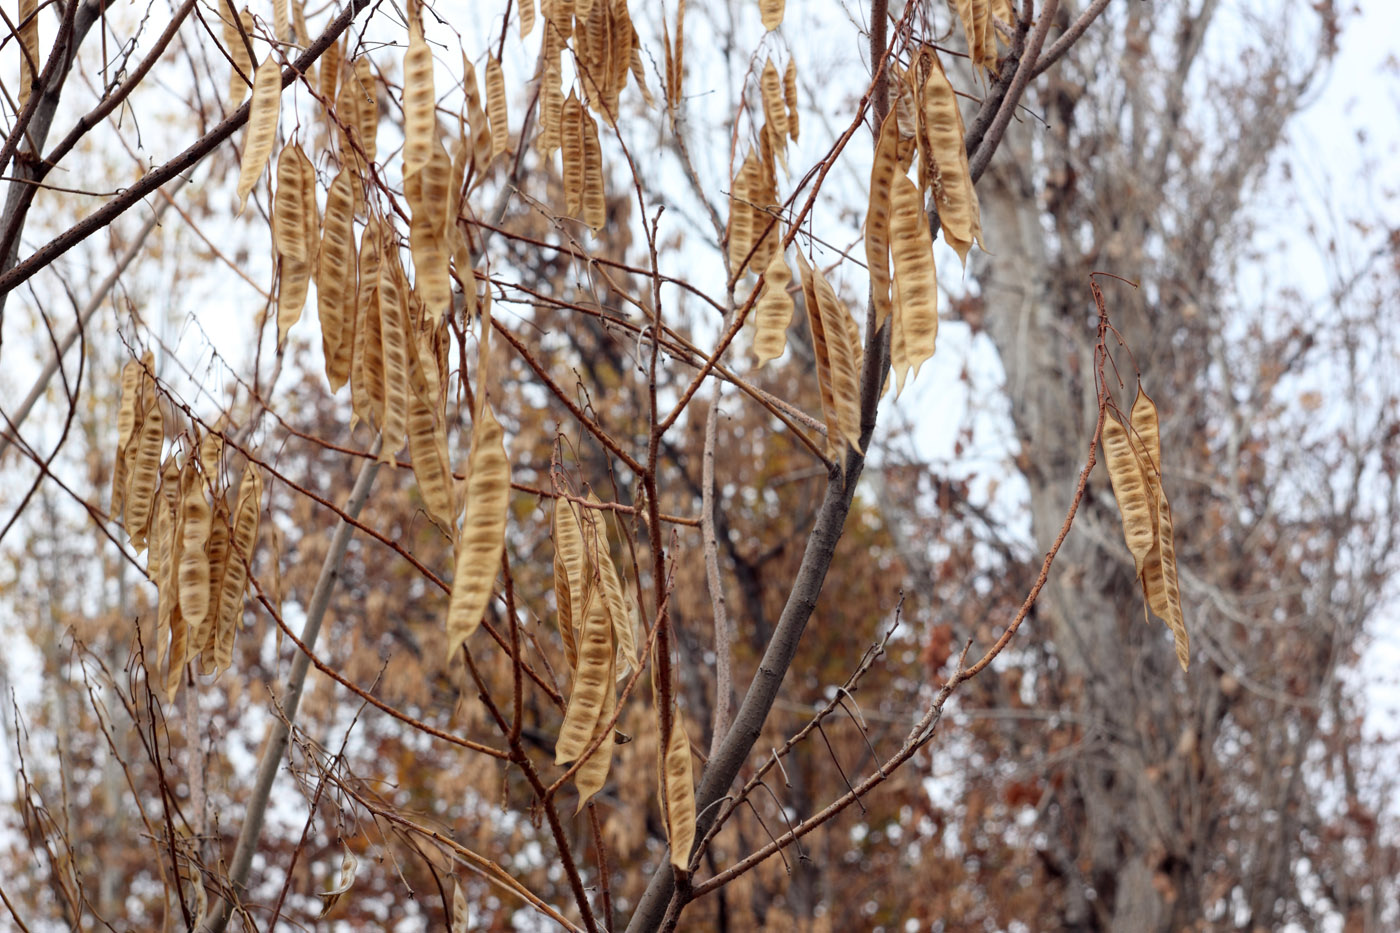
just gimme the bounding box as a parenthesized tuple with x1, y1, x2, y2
(273, 143, 317, 344)
(1102, 412, 1156, 578)
(236, 56, 284, 213)
(783, 58, 799, 141)
(551, 498, 584, 671)
(888, 174, 937, 389)
(572, 653, 616, 809)
(223, 6, 256, 110)
(18, 0, 39, 106)
(865, 109, 900, 331)
(177, 460, 213, 645)
(519, 0, 535, 35)
(1154, 487, 1189, 672)
(536, 54, 565, 160)
(794, 250, 864, 456)
(407, 368, 456, 529)
(111, 357, 144, 517)
(444, 402, 510, 659)
(124, 388, 165, 552)
(402, 20, 437, 177)
(351, 221, 386, 428)
(922, 53, 982, 265)
(753, 247, 794, 363)
(208, 464, 261, 674)
(758, 0, 783, 31)
(353, 57, 379, 163)
(462, 56, 493, 176)
(561, 91, 586, 219)
(318, 169, 358, 391)
(485, 55, 509, 161)
(407, 144, 454, 322)
(376, 243, 413, 460)
(579, 107, 606, 231)
(760, 59, 788, 172)
(555, 562, 615, 763)
(661, 708, 696, 869)
(318, 35, 341, 105)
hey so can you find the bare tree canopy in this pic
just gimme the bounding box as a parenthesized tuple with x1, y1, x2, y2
(0, 0, 1396, 930)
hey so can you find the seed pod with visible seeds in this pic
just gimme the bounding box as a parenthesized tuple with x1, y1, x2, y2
(318, 169, 358, 391)
(236, 57, 285, 213)
(753, 247, 794, 364)
(889, 174, 937, 389)
(402, 21, 436, 177)
(444, 402, 510, 659)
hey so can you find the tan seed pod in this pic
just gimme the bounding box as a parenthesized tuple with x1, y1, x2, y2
(152, 458, 181, 670)
(758, 0, 783, 31)
(209, 465, 261, 674)
(552, 497, 587, 672)
(177, 460, 213, 644)
(377, 244, 413, 461)
(451, 881, 470, 933)
(201, 497, 231, 672)
(124, 390, 165, 552)
(1153, 487, 1189, 671)
(536, 55, 565, 160)
(760, 59, 788, 172)
(402, 22, 436, 177)
(519, 0, 535, 36)
(318, 35, 342, 105)
(273, 143, 317, 344)
(291, 0, 309, 44)
(318, 169, 358, 391)
(485, 56, 509, 161)
(753, 247, 794, 364)
(18, 0, 39, 106)
(727, 150, 761, 276)
(333, 68, 365, 175)
(572, 652, 617, 809)
(408, 142, 454, 321)
(812, 260, 864, 453)
(865, 109, 900, 331)
(111, 357, 144, 517)
(272, 0, 288, 41)
(922, 53, 982, 265)
(561, 91, 587, 219)
(580, 108, 606, 231)
(223, 7, 256, 110)
(236, 56, 285, 213)
(198, 430, 223, 483)
(350, 222, 385, 428)
(750, 144, 780, 272)
(444, 401, 511, 659)
(629, 42, 653, 108)
(407, 368, 457, 530)
(590, 497, 637, 674)
(162, 464, 189, 698)
(353, 57, 379, 163)
(1103, 412, 1156, 578)
(555, 563, 615, 763)
(888, 174, 937, 389)
(462, 56, 493, 177)
(661, 708, 696, 869)
(1129, 388, 1163, 489)
(783, 58, 799, 141)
